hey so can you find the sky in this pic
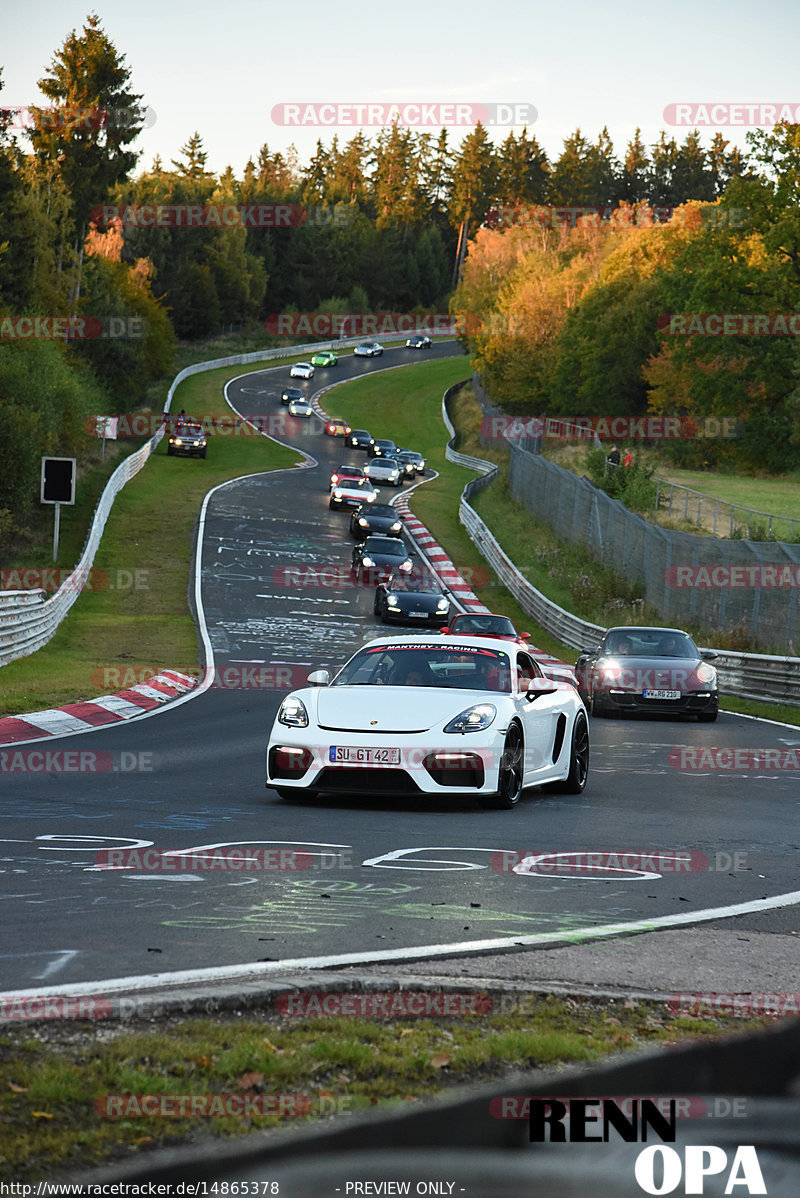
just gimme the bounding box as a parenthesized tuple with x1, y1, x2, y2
(2, 0, 800, 177)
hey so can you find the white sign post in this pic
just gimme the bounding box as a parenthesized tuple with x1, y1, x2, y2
(92, 415, 119, 461)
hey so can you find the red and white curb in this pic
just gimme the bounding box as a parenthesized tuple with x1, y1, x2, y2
(0, 670, 198, 745)
(393, 496, 491, 613)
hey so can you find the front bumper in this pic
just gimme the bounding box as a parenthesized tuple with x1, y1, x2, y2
(267, 730, 504, 795)
(381, 606, 450, 625)
(598, 687, 718, 715)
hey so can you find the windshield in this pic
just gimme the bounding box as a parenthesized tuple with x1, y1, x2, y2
(388, 574, 441, 594)
(604, 629, 698, 658)
(332, 643, 512, 690)
(364, 505, 397, 518)
(452, 615, 515, 636)
(365, 538, 406, 555)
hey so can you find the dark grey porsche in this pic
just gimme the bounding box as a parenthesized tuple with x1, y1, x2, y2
(574, 625, 719, 721)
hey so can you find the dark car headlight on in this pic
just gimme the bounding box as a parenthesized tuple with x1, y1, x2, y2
(695, 663, 717, 686)
(387, 595, 400, 607)
(357, 517, 369, 527)
(278, 697, 309, 728)
(444, 704, 497, 733)
(399, 560, 413, 572)
(362, 556, 375, 568)
(436, 597, 450, 612)
(391, 521, 402, 531)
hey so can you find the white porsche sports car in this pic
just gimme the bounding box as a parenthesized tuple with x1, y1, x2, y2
(266, 635, 589, 808)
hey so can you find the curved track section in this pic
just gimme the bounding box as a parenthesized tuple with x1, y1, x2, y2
(1, 342, 799, 993)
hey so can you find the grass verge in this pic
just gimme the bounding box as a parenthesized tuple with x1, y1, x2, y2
(0, 997, 774, 1182)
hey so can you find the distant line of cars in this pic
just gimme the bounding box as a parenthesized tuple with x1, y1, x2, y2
(266, 342, 722, 810)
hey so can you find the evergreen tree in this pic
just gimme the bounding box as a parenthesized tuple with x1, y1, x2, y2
(449, 124, 497, 281)
(30, 13, 145, 309)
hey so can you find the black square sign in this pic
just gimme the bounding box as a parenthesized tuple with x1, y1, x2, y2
(41, 457, 76, 504)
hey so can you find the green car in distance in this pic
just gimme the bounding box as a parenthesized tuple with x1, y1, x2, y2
(310, 350, 338, 367)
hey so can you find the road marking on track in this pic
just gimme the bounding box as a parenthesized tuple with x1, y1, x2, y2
(4, 887, 800, 999)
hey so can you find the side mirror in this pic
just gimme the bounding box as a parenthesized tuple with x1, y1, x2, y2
(581, 646, 601, 655)
(307, 669, 330, 686)
(700, 650, 718, 661)
(525, 683, 559, 700)
(519, 632, 531, 641)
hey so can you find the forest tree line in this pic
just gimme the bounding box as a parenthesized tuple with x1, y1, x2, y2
(0, 12, 780, 548)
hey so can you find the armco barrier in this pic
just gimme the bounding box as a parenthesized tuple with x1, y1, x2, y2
(0, 334, 431, 669)
(442, 382, 800, 706)
(0, 430, 165, 667)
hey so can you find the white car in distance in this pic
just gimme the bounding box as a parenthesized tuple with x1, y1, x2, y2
(290, 362, 315, 379)
(364, 456, 402, 487)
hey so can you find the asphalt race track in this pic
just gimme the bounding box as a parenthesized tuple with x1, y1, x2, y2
(2, 341, 799, 993)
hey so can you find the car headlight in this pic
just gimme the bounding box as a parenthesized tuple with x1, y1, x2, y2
(277, 697, 309, 727)
(391, 522, 402, 531)
(174, 438, 182, 445)
(387, 595, 400, 607)
(436, 598, 449, 611)
(362, 556, 375, 567)
(444, 703, 496, 733)
(696, 663, 717, 685)
(358, 517, 369, 527)
(365, 492, 376, 502)
(333, 489, 343, 499)
(399, 560, 413, 572)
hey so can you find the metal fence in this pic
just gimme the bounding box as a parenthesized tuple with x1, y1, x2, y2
(442, 382, 800, 704)
(507, 446, 800, 655)
(0, 429, 165, 667)
(654, 478, 800, 541)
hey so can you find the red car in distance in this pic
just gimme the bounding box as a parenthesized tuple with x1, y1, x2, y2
(442, 612, 531, 642)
